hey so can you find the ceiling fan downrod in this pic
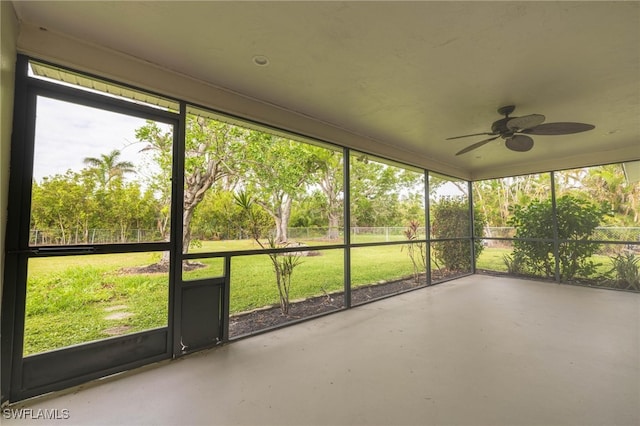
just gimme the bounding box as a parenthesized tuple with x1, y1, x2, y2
(497, 105, 516, 117)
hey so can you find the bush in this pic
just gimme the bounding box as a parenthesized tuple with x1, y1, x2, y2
(402, 220, 427, 282)
(431, 197, 485, 271)
(234, 191, 302, 315)
(606, 252, 639, 290)
(508, 195, 608, 281)
(502, 253, 525, 275)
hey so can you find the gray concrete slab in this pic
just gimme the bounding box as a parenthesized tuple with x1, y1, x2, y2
(4, 275, 639, 425)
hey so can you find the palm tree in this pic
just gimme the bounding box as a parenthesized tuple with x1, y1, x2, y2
(584, 164, 639, 224)
(83, 149, 135, 187)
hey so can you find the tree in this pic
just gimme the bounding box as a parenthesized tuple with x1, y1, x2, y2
(136, 115, 243, 256)
(557, 164, 640, 225)
(190, 189, 271, 240)
(350, 156, 423, 227)
(101, 180, 158, 243)
(473, 174, 550, 229)
(313, 149, 343, 239)
(83, 149, 135, 187)
(241, 133, 323, 243)
(30, 170, 98, 244)
(290, 191, 328, 228)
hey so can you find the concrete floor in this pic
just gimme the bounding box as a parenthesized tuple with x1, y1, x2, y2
(4, 275, 640, 425)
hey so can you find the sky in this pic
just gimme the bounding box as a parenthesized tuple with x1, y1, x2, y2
(32, 96, 165, 184)
(31, 95, 465, 200)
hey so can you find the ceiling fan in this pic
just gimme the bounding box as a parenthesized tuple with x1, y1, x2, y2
(448, 105, 595, 156)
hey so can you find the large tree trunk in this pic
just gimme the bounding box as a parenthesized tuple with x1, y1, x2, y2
(158, 250, 171, 266)
(156, 200, 199, 267)
(182, 206, 195, 255)
(273, 215, 283, 243)
(156, 166, 218, 268)
(259, 196, 292, 244)
(182, 163, 219, 249)
(276, 197, 292, 243)
(327, 210, 340, 240)
(317, 162, 342, 241)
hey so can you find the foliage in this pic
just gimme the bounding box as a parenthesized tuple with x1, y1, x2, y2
(83, 149, 135, 187)
(136, 115, 243, 254)
(605, 252, 639, 290)
(31, 170, 96, 244)
(312, 149, 344, 239)
(473, 174, 551, 228)
(431, 197, 485, 271)
(234, 191, 302, 314)
(402, 220, 426, 282)
(30, 170, 160, 244)
(474, 165, 639, 230)
(190, 189, 271, 240)
(290, 191, 331, 228)
(556, 164, 640, 226)
(240, 133, 326, 243)
(350, 155, 424, 228)
(508, 195, 608, 281)
(502, 253, 525, 275)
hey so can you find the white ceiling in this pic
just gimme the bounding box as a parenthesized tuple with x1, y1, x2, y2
(10, 1, 640, 180)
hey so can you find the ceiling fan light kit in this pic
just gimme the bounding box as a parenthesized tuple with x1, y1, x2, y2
(449, 105, 595, 155)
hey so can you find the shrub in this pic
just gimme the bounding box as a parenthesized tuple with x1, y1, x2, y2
(431, 197, 485, 271)
(402, 220, 426, 282)
(508, 195, 608, 281)
(234, 191, 302, 315)
(502, 253, 525, 275)
(606, 252, 639, 290)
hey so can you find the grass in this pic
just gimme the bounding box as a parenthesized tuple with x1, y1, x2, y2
(24, 241, 628, 355)
(476, 247, 511, 272)
(476, 245, 617, 277)
(230, 251, 345, 312)
(24, 241, 415, 355)
(186, 242, 420, 312)
(25, 253, 169, 355)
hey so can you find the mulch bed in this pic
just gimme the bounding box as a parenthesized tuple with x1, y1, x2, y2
(120, 262, 464, 338)
(119, 261, 205, 274)
(229, 270, 461, 337)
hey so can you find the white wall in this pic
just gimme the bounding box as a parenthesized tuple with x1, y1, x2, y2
(1, 1, 19, 304)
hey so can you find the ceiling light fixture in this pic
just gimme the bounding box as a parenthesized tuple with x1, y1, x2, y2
(252, 55, 270, 67)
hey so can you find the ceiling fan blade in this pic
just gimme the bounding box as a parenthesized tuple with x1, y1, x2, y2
(505, 135, 534, 152)
(522, 122, 595, 135)
(455, 136, 500, 156)
(446, 132, 495, 140)
(506, 114, 546, 131)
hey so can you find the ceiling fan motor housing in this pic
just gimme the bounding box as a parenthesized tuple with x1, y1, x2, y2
(491, 117, 514, 136)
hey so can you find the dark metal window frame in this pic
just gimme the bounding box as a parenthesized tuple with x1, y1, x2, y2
(1, 56, 181, 402)
(2, 51, 633, 404)
(9, 52, 635, 403)
(0, 55, 473, 404)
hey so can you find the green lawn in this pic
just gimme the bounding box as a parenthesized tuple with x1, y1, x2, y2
(24, 241, 627, 355)
(24, 240, 418, 355)
(477, 245, 618, 278)
(26, 252, 169, 355)
(476, 247, 511, 272)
